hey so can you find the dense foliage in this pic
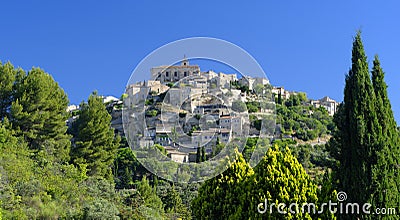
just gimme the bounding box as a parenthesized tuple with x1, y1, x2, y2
(69, 92, 120, 181)
(0, 62, 191, 219)
(276, 96, 334, 141)
(328, 32, 400, 219)
(192, 147, 333, 219)
(1, 31, 399, 219)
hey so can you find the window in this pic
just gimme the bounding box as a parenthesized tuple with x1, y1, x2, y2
(184, 72, 188, 77)
(166, 71, 169, 77)
(174, 71, 178, 77)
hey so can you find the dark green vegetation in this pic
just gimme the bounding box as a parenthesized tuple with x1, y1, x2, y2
(328, 32, 400, 219)
(0, 63, 195, 219)
(275, 94, 335, 141)
(1, 31, 399, 219)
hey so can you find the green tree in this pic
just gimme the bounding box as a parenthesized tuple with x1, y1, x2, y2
(0, 121, 86, 219)
(83, 198, 120, 220)
(201, 146, 206, 162)
(317, 170, 337, 220)
(81, 177, 121, 220)
(249, 145, 319, 219)
(171, 126, 178, 144)
(370, 55, 400, 216)
(163, 184, 191, 219)
(70, 92, 119, 180)
(246, 101, 259, 113)
(10, 67, 71, 162)
(277, 92, 282, 104)
(196, 145, 201, 163)
(114, 146, 140, 189)
(327, 32, 385, 219)
(192, 149, 254, 219)
(137, 176, 164, 217)
(232, 100, 247, 112)
(297, 92, 308, 102)
(0, 62, 23, 120)
(211, 137, 225, 157)
(0, 123, 33, 219)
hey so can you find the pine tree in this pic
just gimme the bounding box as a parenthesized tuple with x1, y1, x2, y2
(0, 62, 23, 120)
(70, 92, 119, 180)
(370, 55, 400, 216)
(10, 67, 71, 162)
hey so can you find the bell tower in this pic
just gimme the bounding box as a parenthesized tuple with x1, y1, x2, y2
(181, 55, 189, 66)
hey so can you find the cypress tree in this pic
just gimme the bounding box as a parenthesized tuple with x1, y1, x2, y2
(327, 32, 400, 219)
(70, 92, 119, 180)
(201, 146, 206, 162)
(196, 145, 201, 163)
(328, 32, 381, 217)
(370, 55, 400, 216)
(277, 92, 282, 105)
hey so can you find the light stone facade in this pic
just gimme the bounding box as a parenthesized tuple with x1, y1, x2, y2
(310, 96, 339, 116)
(151, 58, 200, 83)
(219, 115, 243, 135)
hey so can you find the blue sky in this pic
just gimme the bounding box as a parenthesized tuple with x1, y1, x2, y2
(1, 1, 399, 122)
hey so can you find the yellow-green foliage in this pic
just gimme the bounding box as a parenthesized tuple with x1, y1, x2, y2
(250, 145, 319, 219)
(192, 146, 322, 220)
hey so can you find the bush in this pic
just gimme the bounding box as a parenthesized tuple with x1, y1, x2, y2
(83, 198, 120, 220)
(232, 100, 246, 112)
(246, 101, 259, 113)
(146, 109, 158, 117)
(145, 99, 154, 106)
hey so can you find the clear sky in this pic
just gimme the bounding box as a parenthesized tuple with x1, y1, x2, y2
(1, 1, 399, 122)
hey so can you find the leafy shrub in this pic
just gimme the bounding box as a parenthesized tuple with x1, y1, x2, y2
(232, 100, 246, 112)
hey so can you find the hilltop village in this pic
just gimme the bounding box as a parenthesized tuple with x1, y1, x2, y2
(68, 58, 339, 163)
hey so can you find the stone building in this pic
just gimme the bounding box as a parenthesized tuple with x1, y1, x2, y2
(271, 86, 294, 100)
(151, 57, 200, 83)
(238, 76, 270, 91)
(191, 128, 231, 153)
(219, 115, 243, 135)
(310, 96, 339, 116)
(216, 72, 238, 89)
(168, 150, 189, 163)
